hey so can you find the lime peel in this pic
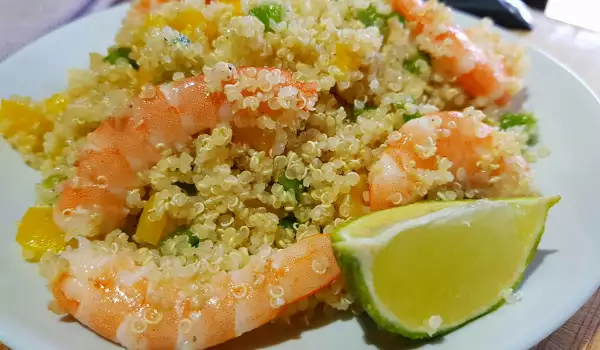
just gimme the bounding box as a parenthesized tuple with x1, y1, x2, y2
(332, 196, 560, 339)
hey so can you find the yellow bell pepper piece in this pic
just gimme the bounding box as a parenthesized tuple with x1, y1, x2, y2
(170, 8, 219, 42)
(221, 0, 242, 15)
(16, 207, 66, 261)
(44, 94, 68, 116)
(335, 43, 360, 72)
(134, 195, 168, 246)
(349, 173, 369, 218)
(171, 8, 205, 32)
(144, 13, 169, 29)
(0, 99, 52, 138)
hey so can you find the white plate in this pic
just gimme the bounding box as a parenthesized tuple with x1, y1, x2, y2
(1, 4, 599, 350)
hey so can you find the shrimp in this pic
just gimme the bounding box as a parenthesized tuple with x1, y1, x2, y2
(49, 233, 340, 350)
(369, 110, 533, 210)
(392, 0, 516, 105)
(54, 65, 318, 238)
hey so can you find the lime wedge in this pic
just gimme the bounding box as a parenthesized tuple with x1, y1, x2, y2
(331, 196, 560, 339)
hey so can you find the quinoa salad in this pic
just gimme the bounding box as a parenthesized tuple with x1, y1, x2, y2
(1, 0, 548, 348)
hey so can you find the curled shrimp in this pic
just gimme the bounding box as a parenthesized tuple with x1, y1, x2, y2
(392, 0, 517, 105)
(49, 234, 340, 350)
(54, 64, 318, 238)
(369, 110, 533, 210)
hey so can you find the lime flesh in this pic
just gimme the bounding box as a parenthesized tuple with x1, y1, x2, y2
(332, 197, 560, 338)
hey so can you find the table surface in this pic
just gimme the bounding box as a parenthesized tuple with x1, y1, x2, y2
(520, 11, 600, 348)
(0, 4, 599, 350)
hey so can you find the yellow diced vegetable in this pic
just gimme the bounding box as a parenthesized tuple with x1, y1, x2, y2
(335, 43, 360, 72)
(171, 8, 205, 32)
(137, 67, 154, 86)
(0, 99, 52, 138)
(134, 195, 168, 246)
(349, 173, 369, 218)
(16, 206, 66, 261)
(170, 8, 219, 42)
(44, 93, 68, 116)
(144, 13, 168, 29)
(221, 0, 242, 15)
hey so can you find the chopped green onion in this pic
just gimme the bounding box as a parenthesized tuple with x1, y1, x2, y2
(403, 51, 430, 75)
(41, 173, 67, 189)
(162, 226, 200, 247)
(174, 181, 198, 196)
(395, 97, 421, 122)
(357, 5, 382, 28)
(279, 213, 298, 230)
(350, 103, 376, 123)
(526, 133, 539, 146)
(499, 113, 537, 130)
(250, 3, 284, 32)
(356, 6, 405, 40)
(500, 112, 539, 146)
(104, 47, 139, 70)
(278, 174, 305, 200)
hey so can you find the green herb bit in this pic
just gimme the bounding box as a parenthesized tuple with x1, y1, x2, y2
(104, 47, 139, 70)
(350, 103, 376, 123)
(163, 226, 200, 247)
(250, 3, 284, 32)
(395, 97, 421, 123)
(357, 5, 382, 28)
(278, 174, 305, 200)
(279, 213, 298, 231)
(41, 173, 68, 189)
(499, 113, 537, 130)
(357, 6, 405, 40)
(403, 51, 431, 75)
(388, 12, 406, 24)
(500, 113, 539, 146)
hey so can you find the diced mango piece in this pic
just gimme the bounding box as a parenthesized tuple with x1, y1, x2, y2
(16, 207, 66, 261)
(134, 195, 168, 246)
(44, 94, 68, 116)
(335, 43, 360, 72)
(0, 99, 52, 138)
